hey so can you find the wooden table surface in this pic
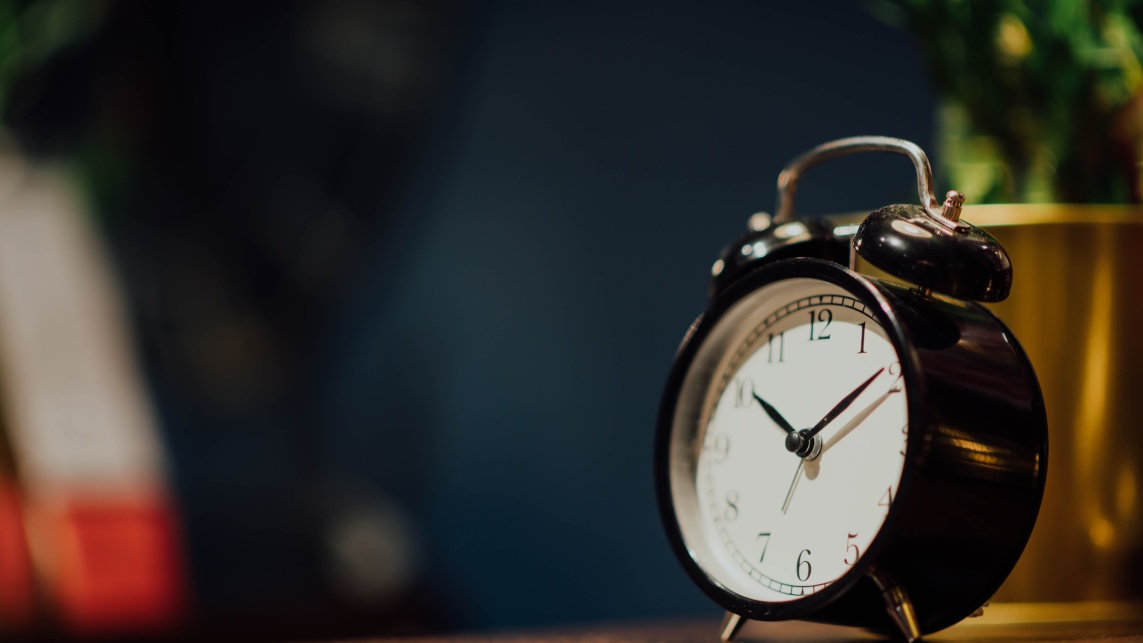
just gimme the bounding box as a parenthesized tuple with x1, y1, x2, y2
(396, 602, 1143, 643)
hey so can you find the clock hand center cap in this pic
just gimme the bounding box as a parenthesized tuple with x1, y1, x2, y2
(785, 429, 821, 460)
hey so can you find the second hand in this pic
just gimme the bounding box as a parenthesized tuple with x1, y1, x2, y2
(781, 459, 803, 514)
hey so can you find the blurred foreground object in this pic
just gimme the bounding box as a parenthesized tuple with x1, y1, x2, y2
(878, 0, 1143, 203)
(0, 0, 460, 636)
(0, 2, 186, 635)
(0, 152, 186, 636)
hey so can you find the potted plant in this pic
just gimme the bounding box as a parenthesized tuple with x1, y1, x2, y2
(878, 0, 1143, 608)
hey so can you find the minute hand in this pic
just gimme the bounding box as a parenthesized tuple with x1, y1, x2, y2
(803, 367, 885, 440)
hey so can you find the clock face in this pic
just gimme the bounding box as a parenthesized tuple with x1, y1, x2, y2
(668, 276, 910, 605)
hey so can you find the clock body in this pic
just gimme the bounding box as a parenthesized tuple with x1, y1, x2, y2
(655, 258, 1047, 634)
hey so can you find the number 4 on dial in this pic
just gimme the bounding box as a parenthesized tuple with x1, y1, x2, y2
(879, 487, 894, 511)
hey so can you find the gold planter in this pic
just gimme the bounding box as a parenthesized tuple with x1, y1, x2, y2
(968, 205, 1143, 603)
(848, 204, 1143, 603)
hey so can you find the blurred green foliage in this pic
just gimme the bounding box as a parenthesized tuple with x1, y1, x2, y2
(0, 0, 102, 126)
(874, 0, 1143, 203)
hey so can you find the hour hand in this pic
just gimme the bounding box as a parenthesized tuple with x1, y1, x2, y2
(752, 393, 795, 434)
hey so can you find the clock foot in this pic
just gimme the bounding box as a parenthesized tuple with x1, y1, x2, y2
(869, 570, 922, 642)
(719, 611, 747, 642)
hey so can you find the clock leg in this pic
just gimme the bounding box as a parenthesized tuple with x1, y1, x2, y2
(869, 570, 922, 642)
(719, 611, 747, 642)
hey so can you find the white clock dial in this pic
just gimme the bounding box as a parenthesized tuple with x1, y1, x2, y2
(672, 278, 909, 603)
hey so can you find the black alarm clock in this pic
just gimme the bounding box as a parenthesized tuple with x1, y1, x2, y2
(654, 137, 1047, 641)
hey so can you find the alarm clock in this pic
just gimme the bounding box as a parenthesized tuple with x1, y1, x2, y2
(654, 137, 1047, 642)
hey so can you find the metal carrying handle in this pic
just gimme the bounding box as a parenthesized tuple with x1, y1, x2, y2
(774, 136, 961, 229)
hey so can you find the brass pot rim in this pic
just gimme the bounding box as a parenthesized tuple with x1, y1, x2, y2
(832, 204, 1143, 228)
(962, 204, 1143, 227)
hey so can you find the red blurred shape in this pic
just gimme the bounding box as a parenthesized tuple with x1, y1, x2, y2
(0, 478, 35, 630)
(50, 493, 185, 635)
